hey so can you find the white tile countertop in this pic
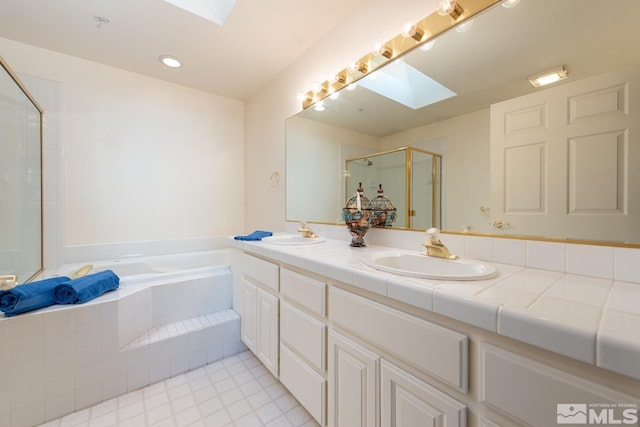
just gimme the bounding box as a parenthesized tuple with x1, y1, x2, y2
(230, 234, 640, 381)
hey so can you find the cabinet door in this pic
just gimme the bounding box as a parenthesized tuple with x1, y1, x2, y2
(240, 278, 257, 353)
(380, 360, 466, 427)
(328, 330, 379, 427)
(257, 288, 279, 377)
(280, 343, 327, 426)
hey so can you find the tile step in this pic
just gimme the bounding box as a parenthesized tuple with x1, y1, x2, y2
(123, 308, 239, 350)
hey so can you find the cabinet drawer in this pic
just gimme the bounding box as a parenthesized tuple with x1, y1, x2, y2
(281, 268, 326, 316)
(330, 287, 468, 392)
(481, 344, 639, 426)
(280, 343, 327, 426)
(281, 301, 326, 373)
(241, 253, 279, 291)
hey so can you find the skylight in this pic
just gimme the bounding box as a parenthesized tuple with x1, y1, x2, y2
(357, 60, 456, 110)
(162, 0, 236, 25)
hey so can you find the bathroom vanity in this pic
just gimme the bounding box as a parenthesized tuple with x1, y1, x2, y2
(230, 236, 640, 427)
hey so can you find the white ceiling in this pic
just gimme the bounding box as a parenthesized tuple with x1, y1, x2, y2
(0, 0, 366, 100)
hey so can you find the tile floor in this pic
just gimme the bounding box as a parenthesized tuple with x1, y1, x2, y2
(39, 351, 319, 427)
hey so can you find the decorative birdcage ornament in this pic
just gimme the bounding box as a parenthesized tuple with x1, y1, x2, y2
(368, 184, 397, 227)
(342, 182, 372, 247)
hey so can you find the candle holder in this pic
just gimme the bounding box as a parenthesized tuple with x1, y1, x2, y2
(342, 182, 372, 247)
(368, 184, 397, 227)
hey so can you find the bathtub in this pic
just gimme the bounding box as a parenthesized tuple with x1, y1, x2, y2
(0, 248, 243, 423)
(55, 249, 231, 286)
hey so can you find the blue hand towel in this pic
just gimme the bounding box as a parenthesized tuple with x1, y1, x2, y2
(0, 276, 71, 317)
(54, 270, 120, 304)
(234, 230, 273, 241)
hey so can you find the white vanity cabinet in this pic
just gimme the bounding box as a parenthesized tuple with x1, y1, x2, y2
(233, 247, 639, 427)
(481, 344, 640, 426)
(239, 253, 279, 377)
(240, 278, 257, 352)
(279, 268, 328, 425)
(380, 359, 466, 427)
(328, 288, 468, 427)
(328, 330, 378, 427)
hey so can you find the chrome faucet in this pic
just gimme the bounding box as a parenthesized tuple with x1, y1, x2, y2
(298, 221, 318, 238)
(421, 228, 459, 260)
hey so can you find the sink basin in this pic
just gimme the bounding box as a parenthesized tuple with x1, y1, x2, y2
(364, 252, 497, 281)
(261, 234, 326, 246)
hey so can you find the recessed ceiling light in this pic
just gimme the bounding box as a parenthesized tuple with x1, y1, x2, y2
(528, 65, 568, 87)
(159, 55, 182, 68)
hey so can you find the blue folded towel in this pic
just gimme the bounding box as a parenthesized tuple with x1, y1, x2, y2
(0, 276, 71, 317)
(54, 270, 120, 304)
(234, 230, 273, 241)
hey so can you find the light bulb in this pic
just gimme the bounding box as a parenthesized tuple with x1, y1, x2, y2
(502, 0, 520, 8)
(373, 42, 393, 58)
(455, 19, 474, 33)
(350, 61, 368, 74)
(419, 40, 435, 51)
(437, 0, 464, 19)
(402, 22, 425, 42)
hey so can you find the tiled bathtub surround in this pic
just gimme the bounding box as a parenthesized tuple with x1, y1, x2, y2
(241, 228, 640, 381)
(0, 267, 242, 427)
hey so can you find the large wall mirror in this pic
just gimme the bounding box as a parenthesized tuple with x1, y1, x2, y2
(285, 0, 640, 246)
(0, 56, 43, 285)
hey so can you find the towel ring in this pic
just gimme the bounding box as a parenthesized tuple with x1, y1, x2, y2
(270, 171, 280, 187)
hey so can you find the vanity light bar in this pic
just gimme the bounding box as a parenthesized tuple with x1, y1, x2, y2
(301, 0, 504, 109)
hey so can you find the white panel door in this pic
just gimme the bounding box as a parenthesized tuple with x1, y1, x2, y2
(380, 360, 466, 427)
(240, 278, 257, 353)
(257, 288, 279, 377)
(490, 66, 639, 242)
(328, 330, 379, 427)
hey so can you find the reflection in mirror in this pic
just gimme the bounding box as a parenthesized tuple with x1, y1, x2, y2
(0, 56, 43, 284)
(345, 147, 442, 229)
(285, 0, 640, 246)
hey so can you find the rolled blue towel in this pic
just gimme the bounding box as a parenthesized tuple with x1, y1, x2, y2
(234, 230, 273, 241)
(0, 276, 71, 317)
(54, 270, 120, 304)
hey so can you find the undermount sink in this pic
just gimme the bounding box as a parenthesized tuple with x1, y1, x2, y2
(261, 234, 326, 246)
(364, 252, 497, 281)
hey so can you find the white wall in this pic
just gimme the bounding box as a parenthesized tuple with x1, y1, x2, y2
(0, 37, 245, 265)
(244, 0, 440, 232)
